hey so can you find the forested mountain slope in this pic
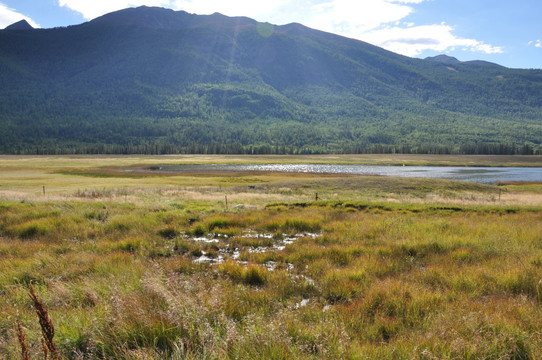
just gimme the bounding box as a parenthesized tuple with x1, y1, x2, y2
(1, 6, 541, 154)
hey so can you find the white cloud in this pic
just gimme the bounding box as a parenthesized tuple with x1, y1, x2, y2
(0, 2, 39, 28)
(295, 0, 502, 57)
(56, 0, 503, 57)
(529, 40, 542, 48)
(307, 0, 416, 34)
(392, 0, 424, 3)
(362, 23, 503, 57)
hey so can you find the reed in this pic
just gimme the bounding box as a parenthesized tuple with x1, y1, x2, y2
(28, 284, 61, 360)
(15, 319, 30, 360)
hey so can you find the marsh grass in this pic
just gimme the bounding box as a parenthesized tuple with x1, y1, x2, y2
(219, 261, 268, 286)
(2, 155, 542, 359)
(5, 153, 542, 210)
(3, 198, 541, 358)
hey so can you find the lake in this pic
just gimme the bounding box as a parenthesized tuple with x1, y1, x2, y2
(156, 164, 542, 184)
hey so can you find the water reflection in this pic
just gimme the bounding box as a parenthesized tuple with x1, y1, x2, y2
(157, 164, 542, 184)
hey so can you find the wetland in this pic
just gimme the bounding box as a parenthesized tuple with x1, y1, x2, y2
(1, 155, 542, 359)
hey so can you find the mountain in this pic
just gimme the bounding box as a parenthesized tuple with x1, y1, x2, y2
(4, 19, 33, 30)
(425, 55, 461, 64)
(426, 54, 502, 68)
(0, 6, 541, 155)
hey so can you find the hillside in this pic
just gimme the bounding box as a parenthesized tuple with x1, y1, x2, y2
(1, 6, 541, 154)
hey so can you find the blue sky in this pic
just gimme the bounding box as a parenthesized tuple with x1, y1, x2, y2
(1, 0, 540, 69)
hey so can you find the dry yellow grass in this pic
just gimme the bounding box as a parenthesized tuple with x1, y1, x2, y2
(2, 197, 542, 358)
(1, 154, 541, 207)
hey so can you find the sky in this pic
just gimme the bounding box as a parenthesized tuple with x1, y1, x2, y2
(0, 0, 540, 69)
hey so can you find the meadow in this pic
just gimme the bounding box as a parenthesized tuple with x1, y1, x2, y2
(1, 155, 542, 359)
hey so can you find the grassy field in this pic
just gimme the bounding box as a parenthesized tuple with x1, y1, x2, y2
(1, 155, 542, 359)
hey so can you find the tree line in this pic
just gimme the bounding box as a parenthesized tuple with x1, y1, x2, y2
(6, 141, 540, 156)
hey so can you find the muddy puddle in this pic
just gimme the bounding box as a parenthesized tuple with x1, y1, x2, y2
(186, 230, 321, 273)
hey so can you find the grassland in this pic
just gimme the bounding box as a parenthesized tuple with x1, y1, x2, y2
(1, 155, 542, 359)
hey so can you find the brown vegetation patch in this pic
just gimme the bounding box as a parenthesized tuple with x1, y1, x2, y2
(496, 181, 542, 185)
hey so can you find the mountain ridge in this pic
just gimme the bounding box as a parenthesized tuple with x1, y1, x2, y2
(425, 54, 462, 64)
(88, 6, 258, 30)
(4, 19, 34, 30)
(425, 54, 503, 68)
(0, 6, 541, 154)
